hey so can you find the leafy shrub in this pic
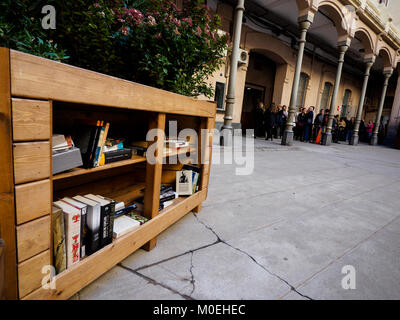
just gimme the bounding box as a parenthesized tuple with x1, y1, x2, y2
(0, 0, 228, 98)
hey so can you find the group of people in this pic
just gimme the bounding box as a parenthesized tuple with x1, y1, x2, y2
(254, 102, 385, 144)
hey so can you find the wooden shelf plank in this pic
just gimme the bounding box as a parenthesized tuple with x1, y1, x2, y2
(52, 155, 146, 180)
(52, 148, 193, 181)
(23, 190, 206, 300)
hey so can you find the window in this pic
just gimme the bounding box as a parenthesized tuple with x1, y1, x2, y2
(214, 82, 226, 110)
(320, 82, 333, 110)
(296, 73, 309, 109)
(341, 89, 352, 117)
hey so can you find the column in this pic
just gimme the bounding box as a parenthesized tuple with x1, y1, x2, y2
(384, 71, 400, 146)
(221, 0, 245, 146)
(350, 57, 375, 145)
(321, 43, 349, 146)
(370, 69, 393, 145)
(282, 15, 313, 146)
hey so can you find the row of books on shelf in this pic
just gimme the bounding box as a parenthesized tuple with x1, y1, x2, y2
(52, 120, 190, 175)
(51, 176, 200, 275)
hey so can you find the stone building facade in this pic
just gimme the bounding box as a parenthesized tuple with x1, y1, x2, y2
(197, 0, 400, 147)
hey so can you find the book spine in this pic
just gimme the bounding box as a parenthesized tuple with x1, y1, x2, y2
(80, 206, 87, 258)
(52, 207, 66, 275)
(85, 205, 100, 256)
(93, 125, 105, 167)
(88, 121, 103, 168)
(160, 194, 176, 203)
(99, 204, 112, 247)
(96, 122, 109, 167)
(108, 200, 115, 245)
(64, 210, 81, 268)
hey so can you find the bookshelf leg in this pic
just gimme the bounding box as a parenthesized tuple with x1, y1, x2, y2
(142, 113, 166, 251)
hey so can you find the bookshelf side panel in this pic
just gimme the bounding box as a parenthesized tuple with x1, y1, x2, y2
(0, 47, 18, 299)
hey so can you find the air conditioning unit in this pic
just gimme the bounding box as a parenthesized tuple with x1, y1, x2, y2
(238, 49, 249, 65)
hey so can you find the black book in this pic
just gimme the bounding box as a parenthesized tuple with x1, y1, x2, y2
(73, 120, 103, 169)
(160, 190, 177, 204)
(85, 194, 112, 247)
(104, 148, 132, 164)
(97, 195, 116, 244)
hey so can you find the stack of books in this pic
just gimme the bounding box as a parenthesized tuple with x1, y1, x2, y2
(52, 134, 83, 174)
(52, 194, 148, 275)
(135, 184, 178, 212)
(176, 164, 201, 196)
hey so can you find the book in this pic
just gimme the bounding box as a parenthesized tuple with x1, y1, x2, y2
(72, 195, 101, 255)
(112, 215, 140, 238)
(53, 200, 81, 268)
(51, 206, 66, 275)
(103, 148, 132, 164)
(114, 203, 137, 218)
(125, 212, 149, 225)
(94, 122, 110, 167)
(160, 190, 178, 203)
(176, 170, 193, 195)
(88, 121, 104, 168)
(52, 134, 73, 152)
(182, 164, 201, 194)
(97, 195, 116, 245)
(61, 197, 88, 259)
(164, 138, 189, 149)
(73, 120, 104, 168)
(84, 194, 112, 247)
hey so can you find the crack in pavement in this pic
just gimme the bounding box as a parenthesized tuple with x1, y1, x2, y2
(189, 251, 196, 295)
(118, 263, 195, 300)
(192, 213, 313, 300)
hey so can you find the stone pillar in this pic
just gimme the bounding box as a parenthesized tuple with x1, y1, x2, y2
(370, 69, 393, 145)
(385, 71, 400, 146)
(350, 57, 375, 146)
(281, 15, 313, 146)
(221, 0, 245, 146)
(321, 43, 349, 146)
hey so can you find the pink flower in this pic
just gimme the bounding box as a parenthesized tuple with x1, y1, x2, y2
(195, 25, 202, 36)
(172, 17, 181, 27)
(120, 26, 129, 36)
(93, 3, 100, 8)
(147, 15, 156, 26)
(183, 17, 193, 27)
(155, 33, 162, 39)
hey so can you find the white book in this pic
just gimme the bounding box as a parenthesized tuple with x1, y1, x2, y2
(53, 200, 81, 268)
(176, 170, 193, 195)
(113, 216, 140, 238)
(62, 197, 87, 258)
(73, 195, 101, 255)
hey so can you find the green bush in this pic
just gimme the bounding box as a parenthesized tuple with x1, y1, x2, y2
(0, 0, 228, 98)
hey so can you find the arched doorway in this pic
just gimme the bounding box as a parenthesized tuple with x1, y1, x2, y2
(241, 51, 277, 134)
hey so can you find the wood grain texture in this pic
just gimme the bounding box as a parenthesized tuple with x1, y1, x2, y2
(193, 117, 214, 213)
(18, 250, 50, 298)
(0, 239, 5, 299)
(23, 190, 206, 300)
(15, 179, 51, 225)
(142, 113, 166, 251)
(13, 142, 50, 184)
(10, 50, 216, 118)
(12, 98, 50, 141)
(16, 216, 50, 263)
(0, 47, 18, 299)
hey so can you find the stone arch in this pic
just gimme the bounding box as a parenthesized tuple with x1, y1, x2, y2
(378, 46, 393, 68)
(315, 0, 351, 39)
(353, 27, 375, 56)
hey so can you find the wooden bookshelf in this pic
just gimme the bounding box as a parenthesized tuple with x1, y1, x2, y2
(0, 47, 215, 300)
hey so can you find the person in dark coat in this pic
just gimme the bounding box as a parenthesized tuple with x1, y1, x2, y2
(311, 108, 324, 143)
(296, 107, 306, 141)
(254, 102, 265, 138)
(264, 105, 277, 141)
(304, 106, 314, 142)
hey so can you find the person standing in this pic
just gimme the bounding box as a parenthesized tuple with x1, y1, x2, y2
(304, 106, 314, 142)
(311, 109, 324, 143)
(275, 105, 282, 138)
(254, 102, 265, 138)
(347, 117, 355, 142)
(264, 105, 276, 141)
(281, 105, 288, 139)
(366, 120, 374, 140)
(296, 108, 306, 141)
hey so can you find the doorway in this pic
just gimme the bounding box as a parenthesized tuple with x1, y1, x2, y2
(241, 84, 265, 134)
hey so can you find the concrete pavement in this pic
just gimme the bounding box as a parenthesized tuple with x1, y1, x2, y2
(75, 138, 400, 300)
